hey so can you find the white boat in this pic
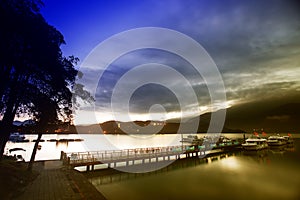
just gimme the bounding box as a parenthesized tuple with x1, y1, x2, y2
(217, 136, 233, 146)
(8, 148, 26, 162)
(267, 135, 287, 146)
(181, 135, 202, 144)
(283, 135, 293, 145)
(9, 132, 25, 142)
(242, 137, 268, 151)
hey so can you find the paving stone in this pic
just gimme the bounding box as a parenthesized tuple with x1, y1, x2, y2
(15, 161, 106, 200)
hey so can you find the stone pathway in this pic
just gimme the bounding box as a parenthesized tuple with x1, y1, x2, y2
(15, 161, 106, 200)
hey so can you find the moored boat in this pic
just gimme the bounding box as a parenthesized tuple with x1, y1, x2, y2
(217, 136, 233, 146)
(242, 137, 268, 151)
(7, 148, 26, 162)
(9, 132, 26, 142)
(283, 135, 293, 145)
(267, 134, 287, 146)
(181, 135, 202, 144)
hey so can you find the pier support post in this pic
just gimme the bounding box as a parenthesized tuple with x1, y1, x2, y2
(60, 151, 65, 160)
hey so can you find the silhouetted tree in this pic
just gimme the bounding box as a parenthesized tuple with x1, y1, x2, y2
(0, 0, 91, 161)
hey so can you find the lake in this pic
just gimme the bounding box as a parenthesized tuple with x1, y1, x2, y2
(5, 133, 300, 199)
(88, 138, 300, 200)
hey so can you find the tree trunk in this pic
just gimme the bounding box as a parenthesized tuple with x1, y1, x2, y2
(0, 134, 10, 159)
(0, 100, 19, 161)
(0, 70, 21, 161)
(27, 133, 42, 171)
(0, 65, 12, 99)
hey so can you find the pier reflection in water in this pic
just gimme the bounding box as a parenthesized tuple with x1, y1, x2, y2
(87, 152, 236, 185)
(88, 139, 300, 200)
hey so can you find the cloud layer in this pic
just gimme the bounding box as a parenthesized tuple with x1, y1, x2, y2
(52, 0, 300, 123)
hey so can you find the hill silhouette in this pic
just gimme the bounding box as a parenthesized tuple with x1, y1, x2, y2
(12, 94, 300, 134)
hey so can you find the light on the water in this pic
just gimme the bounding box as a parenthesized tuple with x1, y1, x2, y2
(220, 157, 240, 170)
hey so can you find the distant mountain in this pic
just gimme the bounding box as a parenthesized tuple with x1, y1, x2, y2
(11, 120, 76, 134)
(74, 118, 244, 134)
(223, 102, 300, 133)
(12, 120, 23, 126)
(167, 95, 300, 133)
(11, 97, 300, 134)
(13, 119, 35, 126)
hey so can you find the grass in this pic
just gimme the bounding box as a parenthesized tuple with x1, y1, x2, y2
(0, 156, 38, 199)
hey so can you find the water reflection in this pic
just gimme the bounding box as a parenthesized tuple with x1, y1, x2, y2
(87, 152, 242, 186)
(89, 149, 290, 186)
(89, 139, 300, 200)
(91, 147, 298, 181)
(56, 140, 69, 148)
(219, 157, 240, 170)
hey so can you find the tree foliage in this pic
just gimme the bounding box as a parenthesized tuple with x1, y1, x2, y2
(0, 0, 89, 160)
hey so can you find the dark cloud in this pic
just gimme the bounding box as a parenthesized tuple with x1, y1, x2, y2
(93, 49, 208, 112)
(226, 81, 300, 103)
(72, 0, 300, 122)
(167, 0, 300, 72)
(129, 84, 180, 113)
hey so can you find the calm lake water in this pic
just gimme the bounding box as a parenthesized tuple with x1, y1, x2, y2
(5, 133, 300, 199)
(89, 138, 300, 200)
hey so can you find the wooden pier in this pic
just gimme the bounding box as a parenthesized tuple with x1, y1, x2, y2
(61, 142, 241, 171)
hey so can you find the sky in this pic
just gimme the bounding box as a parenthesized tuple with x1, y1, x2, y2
(41, 0, 300, 125)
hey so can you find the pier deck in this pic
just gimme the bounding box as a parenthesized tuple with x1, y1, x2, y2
(61, 142, 241, 171)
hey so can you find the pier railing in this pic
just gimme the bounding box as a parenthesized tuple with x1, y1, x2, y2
(61, 145, 198, 166)
(61, 142, 241, 170)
